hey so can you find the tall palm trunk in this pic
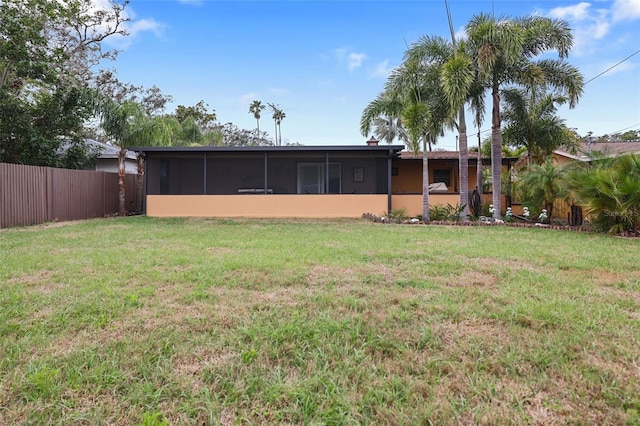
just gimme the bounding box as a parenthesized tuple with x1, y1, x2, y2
(118, 146, 126, 216)
(477, 128, 482, 201)
(278, 122, 282, 145)
(274, 120, 278, 145)
(458, 108, 469, 221)
(490, 83, 502, 219)
(422, 138, 430, 222)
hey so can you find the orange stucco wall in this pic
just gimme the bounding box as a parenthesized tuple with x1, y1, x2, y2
(147, 194, 390, 218)
(392, 159, 482, 194)
(392, 194, 463, 216)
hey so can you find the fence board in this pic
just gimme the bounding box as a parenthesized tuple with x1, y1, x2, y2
(0, 163, 140, 228)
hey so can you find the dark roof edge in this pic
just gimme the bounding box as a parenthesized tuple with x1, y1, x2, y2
(131, 145, 405, 153)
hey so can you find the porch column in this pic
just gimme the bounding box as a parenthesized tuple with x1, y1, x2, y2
(142, 154, 148, 214)
(264, 152, 268, 194)
(203, 152, 207, 195)
(387, 149, 393, 213)
(325, 152, 330, 194)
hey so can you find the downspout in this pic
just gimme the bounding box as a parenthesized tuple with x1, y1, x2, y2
(387, 149, 393, 213)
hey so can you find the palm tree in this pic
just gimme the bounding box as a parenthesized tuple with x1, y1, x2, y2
(406, 30, 477, 221)
(268, 104, 286, 146)
(501, 88, 570, 165)
(249, 100, 265, 135)
(360, 92, 407, 145)
(275, 109, 285, 145)
(516, 158, 566, 222)
(470, 86, 486, 208)
(465, 13, 584, 219)
(179, 116, 203, 145)
(100, 100, 157, 215)
(385, 56, 456, 222)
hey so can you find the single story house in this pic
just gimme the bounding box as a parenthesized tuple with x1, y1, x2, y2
(133, 142, 517, 218)
(58, 139, 138, 173)
(551, 140, 640, 221)
(89, 139, 138, 174)
(553, 140, 640, 164)
(391, 150, 517, 216)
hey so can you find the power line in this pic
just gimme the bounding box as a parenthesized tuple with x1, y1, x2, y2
(585, 48, 640, 84)
(465, 49, 640, 138)
(610, 122, 640, 134)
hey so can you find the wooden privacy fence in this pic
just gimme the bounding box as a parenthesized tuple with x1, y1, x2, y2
(0, 163, 139, 228)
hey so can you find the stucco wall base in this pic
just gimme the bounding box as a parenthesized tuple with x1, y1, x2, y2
(392, 194, 461, 217)
(147, 195, 389, 218)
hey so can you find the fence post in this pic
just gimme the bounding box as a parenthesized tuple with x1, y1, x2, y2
(47, 167, 54, 222)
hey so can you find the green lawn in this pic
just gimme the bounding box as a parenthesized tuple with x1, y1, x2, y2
(1, 217, 639, 425)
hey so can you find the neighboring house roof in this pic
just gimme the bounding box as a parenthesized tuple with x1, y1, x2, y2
(399, 151, 462, 160)
(58, 139, 137, 161)
(398, 150, 518, 164)
(86, 139, 137, 161)
(555, 141, 640, 161)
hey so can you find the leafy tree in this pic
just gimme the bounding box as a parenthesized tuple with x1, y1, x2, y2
(0, 85, 100, 166)
(174, 101, 217, 131)
(0, 0, 63, 92)
(0, 0, 149, 168)
(213, 122, 272, 147)
(465, 13, 583, 219)
(58, 139, 101, 169)
(179, 116, 203, 145)
(249, 100, 265, 135)
(616, 130, 640, 141)
(480, 137, 523, 158)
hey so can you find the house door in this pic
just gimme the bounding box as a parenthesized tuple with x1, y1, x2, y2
(297, 163, 341, 194)
(298, 163, 324, 194)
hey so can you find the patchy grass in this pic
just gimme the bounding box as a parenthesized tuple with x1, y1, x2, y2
(1, 216, 639, 425)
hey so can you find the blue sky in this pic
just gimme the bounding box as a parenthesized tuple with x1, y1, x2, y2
(107, 0, 640, 148)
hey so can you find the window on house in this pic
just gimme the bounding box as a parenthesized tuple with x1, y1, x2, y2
(297, 162, 341, 194)
(433, 169, 451, 188)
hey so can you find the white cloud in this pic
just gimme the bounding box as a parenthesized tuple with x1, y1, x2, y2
(546, 3, 611, 56)
(334, 48, 367, 71)
(93, 0, 165, 49)
(347, 52, 367, 71)
(612, 0, 640, 21)
(454, 26, 467, 43)
(128, 18, 164, 38)
(549, 2, 592, 21)
(371, 60, 392, 78)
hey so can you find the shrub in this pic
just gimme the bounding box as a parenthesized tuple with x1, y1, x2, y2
(429, 203, 466, 222)
(566, 154, 640, 234)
